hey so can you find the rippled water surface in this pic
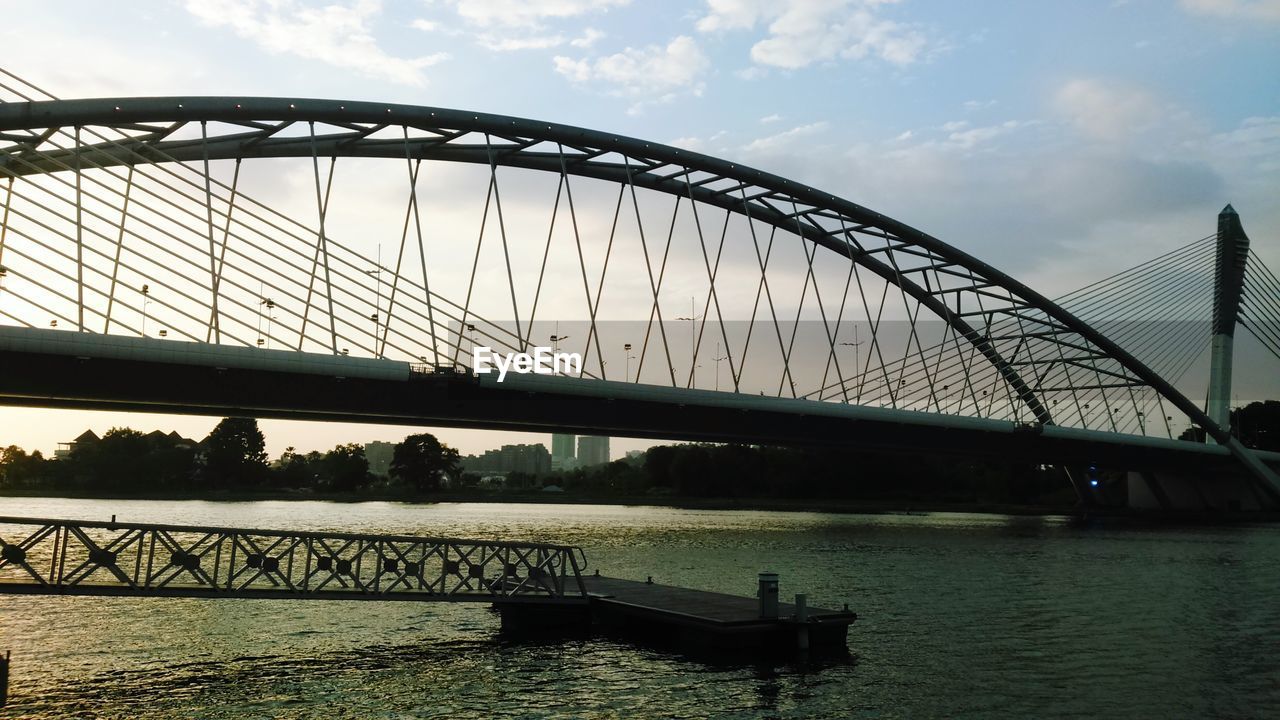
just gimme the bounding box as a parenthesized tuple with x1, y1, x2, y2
(1, 497, 1278, 718)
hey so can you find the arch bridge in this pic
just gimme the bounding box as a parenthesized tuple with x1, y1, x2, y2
(0, 71, 1276, 508)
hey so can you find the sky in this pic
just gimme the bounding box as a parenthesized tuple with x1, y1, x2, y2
(1, 0, 1278, 459)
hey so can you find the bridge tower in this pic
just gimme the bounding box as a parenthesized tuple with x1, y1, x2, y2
(1206, 204, 1250, 440)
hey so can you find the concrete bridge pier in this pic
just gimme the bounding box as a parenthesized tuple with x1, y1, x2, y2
(1126, 470, 1269, 513)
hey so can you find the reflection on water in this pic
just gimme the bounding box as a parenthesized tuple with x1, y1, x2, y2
(1, 498, 1278, 718)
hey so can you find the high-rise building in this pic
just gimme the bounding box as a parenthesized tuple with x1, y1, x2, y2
(363, 441, 395, 477)
(552, 433, 576, 461)
(577, 435, 610, 466)
(551, 433, 577, 471)
(460, 444, 551, 475)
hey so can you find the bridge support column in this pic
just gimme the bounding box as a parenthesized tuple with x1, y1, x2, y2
(1127, 470, 1264, 512)
(1206, 204, 1249, 442)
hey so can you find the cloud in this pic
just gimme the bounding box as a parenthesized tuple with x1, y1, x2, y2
(553, 35, 709, 109)
(1052, 78, 1164, 143)
(476, 26, 604, 52)
(1205, 116, 1280, 173)
(424, 2, 619, 52)
(184, 0, 446, 86)
(946, 120, 1021, 149)
(742, 121, 830, 152)
(669, 136, 706, 151)
(571, 28, 606, 48)
(1033, 154, 1224, 223)
(718, 105, 1239, 290)
(1179, 0, 1280, 21)
(760, 113, 781, 124)
(477, 33, 568, 51)
(445, 0, 630, 29)
(697, 0, 928, 69)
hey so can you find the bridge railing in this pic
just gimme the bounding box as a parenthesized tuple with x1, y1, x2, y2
(408, 362, 476, 380)
(0, 516, 588, 603)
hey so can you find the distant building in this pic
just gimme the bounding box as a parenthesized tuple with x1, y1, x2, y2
(551, 455, 579, 472)
(364, 441, 395, 477)
(551, 433, 577, 471)
(552, 433, 575, 461)
(461, 443, 551, 475)
(165, 431, 199, 449)
(55, 428, 198, 459)
(56, 429, 100, 459)
(577, 435, 610, 466)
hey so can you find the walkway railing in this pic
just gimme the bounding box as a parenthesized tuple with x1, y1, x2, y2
(0, 516, 588, 603)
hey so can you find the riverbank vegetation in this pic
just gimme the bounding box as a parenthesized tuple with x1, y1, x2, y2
(0, 416, 1075, 507)
(4, 402, 1277, 509)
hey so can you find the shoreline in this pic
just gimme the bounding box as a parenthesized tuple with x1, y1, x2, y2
(6, 488, 1274, 523)
(0, 486, 1076, 515)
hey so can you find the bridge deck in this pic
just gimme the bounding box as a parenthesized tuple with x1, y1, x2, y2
(5, 325, 1278, 478)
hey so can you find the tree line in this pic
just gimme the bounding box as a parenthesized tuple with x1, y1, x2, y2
(4, 402, 1277, 504)
(0, 417, 461, 496)
(1177, 400, 1280, 449)
(0, 417, 1066, 504)
(530, 444, 1074, 506)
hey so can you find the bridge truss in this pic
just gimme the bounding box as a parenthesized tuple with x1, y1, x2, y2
(0, 68, 1275, 494)
(0, 516, 588, 603)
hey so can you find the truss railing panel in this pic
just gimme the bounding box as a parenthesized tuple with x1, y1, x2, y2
(0, 517, 589, 603)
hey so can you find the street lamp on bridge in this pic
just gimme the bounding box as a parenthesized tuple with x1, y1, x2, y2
(676, 297, 702, 389)
(258, 293, 276, 349)
(364, 244, 382, 358)
(712, 342, 728, 392)
(140, 284, 150, 338)
(550, 333, 570, 376)
(839, 325, 864, 400)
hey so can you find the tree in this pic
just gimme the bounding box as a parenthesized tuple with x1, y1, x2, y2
(0, 446, 48, 489)
(390, 433, 460, 492)
(92, 427, 150, 490)
(202, 417, 268, 488)
(320, 443, 369, 492)
(1233, 400, 1280, 451)
(272, 446, 318, 488)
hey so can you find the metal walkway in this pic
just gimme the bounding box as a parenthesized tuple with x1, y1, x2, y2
(0, 517, 588, 604)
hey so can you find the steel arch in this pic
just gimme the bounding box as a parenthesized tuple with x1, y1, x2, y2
(0, 96, 1275, 495)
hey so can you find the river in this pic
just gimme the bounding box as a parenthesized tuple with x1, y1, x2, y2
(0, 497, 1277, 718)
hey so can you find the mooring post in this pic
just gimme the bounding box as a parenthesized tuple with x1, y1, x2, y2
(758, 572, 779, 619)
(795, 593, 810, 651)
(1, 649, 9, 707)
